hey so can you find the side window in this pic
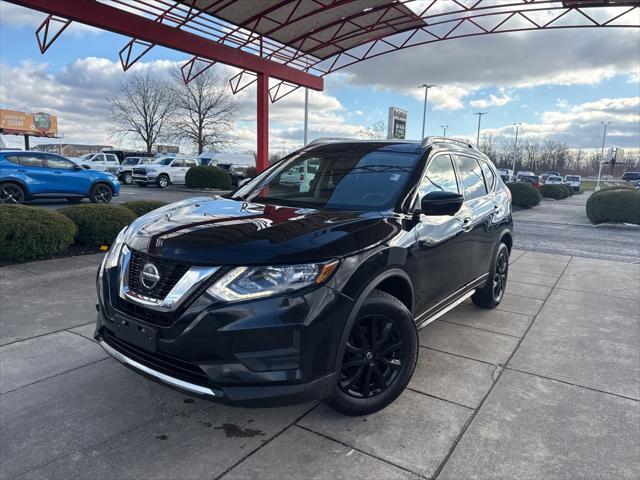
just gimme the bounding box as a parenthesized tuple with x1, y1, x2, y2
(106, 154, 118, 163)
(16, 154, 45, 167)
(4, 155, 22, 166)
(44, 155, 74, 169)
(185, 159, 197, 167)
(480, 160, 496, 191)
(455, 155, 487, 201)
(418, 154, 459, 202)
(93, 154, 105, 162)
(172, 159, 184, 167)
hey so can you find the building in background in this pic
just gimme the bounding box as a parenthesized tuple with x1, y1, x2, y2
(153, 145, 180, 154)
(33, 143, 112, 157)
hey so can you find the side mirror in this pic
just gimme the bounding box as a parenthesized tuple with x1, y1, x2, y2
(72, 164, 83, 171)
(417, 191, 464, 216)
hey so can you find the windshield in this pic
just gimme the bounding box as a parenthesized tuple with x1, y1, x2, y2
(566, 176, 579, 181)
(123, 158, 139, 165)
(153, 157, 174, 165)
(79, 153, 95, 160)
(231, 145, 421, 211)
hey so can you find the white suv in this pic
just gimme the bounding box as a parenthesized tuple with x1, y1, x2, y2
(76, 152, 120, 172)
(132, 156, 198, 188)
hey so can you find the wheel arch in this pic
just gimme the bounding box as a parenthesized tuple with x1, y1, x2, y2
(499, 229, 513, 253)
(0, 178, 30, 198)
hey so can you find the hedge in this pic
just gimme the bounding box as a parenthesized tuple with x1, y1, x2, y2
(586, 189, 640, 225)
(507, 182, 541, 208)
(60, 204, 137, 246)
(121, 200, 167, 216)
(560, 184, 574, 196)
(540, 184, 568, 200)
(0, 205, 77, 261)
(185, 166, 231, 189)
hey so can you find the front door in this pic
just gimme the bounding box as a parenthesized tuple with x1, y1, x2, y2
(43, 154, 91, 194)
(411, 153, 471, 315)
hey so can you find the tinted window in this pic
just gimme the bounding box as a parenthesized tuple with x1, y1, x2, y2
(455, 155, 487, 200)
(172, 159, 185, 167)
(418, 154, 459, 202)
(14, 154, 45, 167)
(106, 154, 118, 162)
(45, 155, 74, 169)
(185, 159, 197, 167)
(92, 154, 104, 162)
(479, 160, 496, 191)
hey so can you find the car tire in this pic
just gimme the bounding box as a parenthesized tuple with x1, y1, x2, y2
(122, 173, 133, 185)
(66, 197, 82, 204)
(157, 174, 169, 188)
(89, 183, 114, 204)
(328, 289, 418, 416)
(0, 182, 26, 204)
(136, 182, 148, 187)
(472, 242, 509, 309)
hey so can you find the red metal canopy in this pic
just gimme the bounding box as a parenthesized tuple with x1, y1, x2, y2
(7, 0, 640, 170)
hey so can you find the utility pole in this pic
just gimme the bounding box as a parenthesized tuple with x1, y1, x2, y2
(441, 125, 448, 137)
(419, 83, 436, 138)
(303, 88, 309, 146)
(595, 121, 612, 191)
(474, 112, 487, 148)
(512, 123, 521, 177)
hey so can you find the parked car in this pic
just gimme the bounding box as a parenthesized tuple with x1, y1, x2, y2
(132, 156, 199, 188)
(622, 171, 640, 182)
(545, 175, 563, 185)
(564, 175, 581, 191)
(0, 151, 119, 204)
(217, 163, 251, 187)
(633, 180, 640, 191)
(540, 171, 561, 183)
(116, 156, 156, 185)
(96, 137, 513, 415)
(75, 152, 120, 172)
(518, 174, 542, 189)
(198, 152, 255, 167)
(280, 163, 319, 188)
(516, 170, 535, 181)
(496, 168, 514, 182)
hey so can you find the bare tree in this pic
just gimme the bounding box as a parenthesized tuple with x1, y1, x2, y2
(171, 67, 237, 154)
(109, 73, 175, 155)
(360, 121, 386, 140)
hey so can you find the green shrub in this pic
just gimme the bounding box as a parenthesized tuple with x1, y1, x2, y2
(185, 166, 231, 189)
(561, 184, 574, 196)
(0, 205, 77, 262)
(121, 200, 167, 216)
(60, 204, 136, 246)
(591, 185, 634, 198)
(540, 184, 568, 200)
(586, 189, 640, 225)
(506, 182, 541, 208)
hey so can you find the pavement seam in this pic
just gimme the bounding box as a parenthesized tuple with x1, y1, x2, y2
(419, 346, 496, 367)
(294, 424, 429, 480)
(504, 366, 640, 403)
(0, 321, 96, 348)
(212, 402, 321, 480)
(430, 255, 573, 480)
(437, 318, 522, 339)
(406, 386, 475, 411)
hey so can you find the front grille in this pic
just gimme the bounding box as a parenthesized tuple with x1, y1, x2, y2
(114, 298, 175, 326)
(133, 168, 147, 175)
(103, 330, 210, 387)
(128, 251, 189, 301)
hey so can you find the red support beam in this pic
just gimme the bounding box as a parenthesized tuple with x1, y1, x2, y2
(256, 73, 269, 173)
(7, 0, 323, 91)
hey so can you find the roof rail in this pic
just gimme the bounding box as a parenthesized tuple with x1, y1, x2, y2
(307, 137, 355, 146)
(421, 136, 475, 149)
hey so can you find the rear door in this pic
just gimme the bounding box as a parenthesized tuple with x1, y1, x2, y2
(6, 153, 54, 194)
(43, 154, 91, 194)
(412, 153, 471, 314)
(453, 154, 496, 280)
(170, 158, 186, 182)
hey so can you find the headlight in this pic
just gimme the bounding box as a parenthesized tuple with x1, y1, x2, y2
(99, 226, 128, 275)
(207, 261, 338, 302)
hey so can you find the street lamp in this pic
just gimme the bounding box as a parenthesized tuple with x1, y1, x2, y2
(512, 123, 521, 177)
(419, 83, 436, 138)
(595, 121, 612, 191)
(474, 112, 487, 148)
(441, 125, 448, 137)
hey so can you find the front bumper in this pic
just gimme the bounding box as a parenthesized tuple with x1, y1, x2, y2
(95, 263, 353, 407)
(132, 174, 156, 183)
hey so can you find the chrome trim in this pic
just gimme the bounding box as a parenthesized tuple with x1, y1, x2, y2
(415, 289, 475, 329)
(99, 340, 216, 397)
(118, 245, 219, 311)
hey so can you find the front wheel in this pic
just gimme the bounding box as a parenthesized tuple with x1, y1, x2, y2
(90, 183, 113, 204)
(156, 174, 169, 188)
(472, 242, 509, 309)
(0, 182, 25, 204)
(328, 289, 418, 416)
(122, 173, 133, 185)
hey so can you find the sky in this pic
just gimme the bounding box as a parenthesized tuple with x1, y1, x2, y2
(0, 1, 639, 156)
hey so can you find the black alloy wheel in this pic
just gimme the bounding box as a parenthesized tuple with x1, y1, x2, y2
(0, 183, 25, 204)
(339, 315, 404, 398)
(90, 184, 113, 203)
(492, 248, 509, 302)
(472, 242, 510, 309)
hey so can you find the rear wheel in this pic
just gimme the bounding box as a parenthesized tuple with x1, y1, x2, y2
(90, 183, 113, 204)
(157, 174, 169, 188)
(0, 182, 25, 204)
(472, 242, 509, 309)
(122, 173, 133, 185)
(329, 289, 418, 416)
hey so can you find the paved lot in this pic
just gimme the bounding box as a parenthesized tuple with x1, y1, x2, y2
(1, 250, 638, 479)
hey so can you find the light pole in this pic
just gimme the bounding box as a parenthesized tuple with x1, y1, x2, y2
(441, 125, 448, 137)
(595, 121, 612, 191)
(511, 123, 521, 177)
(419, 83, 436, 138)
(474, 112, 487, 148)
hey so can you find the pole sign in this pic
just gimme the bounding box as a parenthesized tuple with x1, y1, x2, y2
(0, 109, 58, 137)
(387, 107, 407, 139)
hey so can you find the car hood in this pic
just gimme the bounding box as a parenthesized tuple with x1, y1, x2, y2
(124, 196, 397, 265)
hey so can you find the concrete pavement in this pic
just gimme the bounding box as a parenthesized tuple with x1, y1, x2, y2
(1, 250, 638, 479)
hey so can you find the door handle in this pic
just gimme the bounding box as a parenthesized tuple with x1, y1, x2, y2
(461, 217, 473, 232)
(16, 169, 27, 173)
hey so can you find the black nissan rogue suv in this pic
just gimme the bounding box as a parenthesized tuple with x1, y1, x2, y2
(95, 137, 513, 415)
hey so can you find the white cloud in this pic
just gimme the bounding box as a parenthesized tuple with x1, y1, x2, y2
(470, 92, 514, 109)
(0, 2, 102, 35)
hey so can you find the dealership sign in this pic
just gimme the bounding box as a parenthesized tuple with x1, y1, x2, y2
(0, 109, 58, 137)
(387, 107, 407, 140)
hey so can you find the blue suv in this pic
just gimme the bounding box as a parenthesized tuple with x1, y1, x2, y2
(0, 151, 120, 204)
